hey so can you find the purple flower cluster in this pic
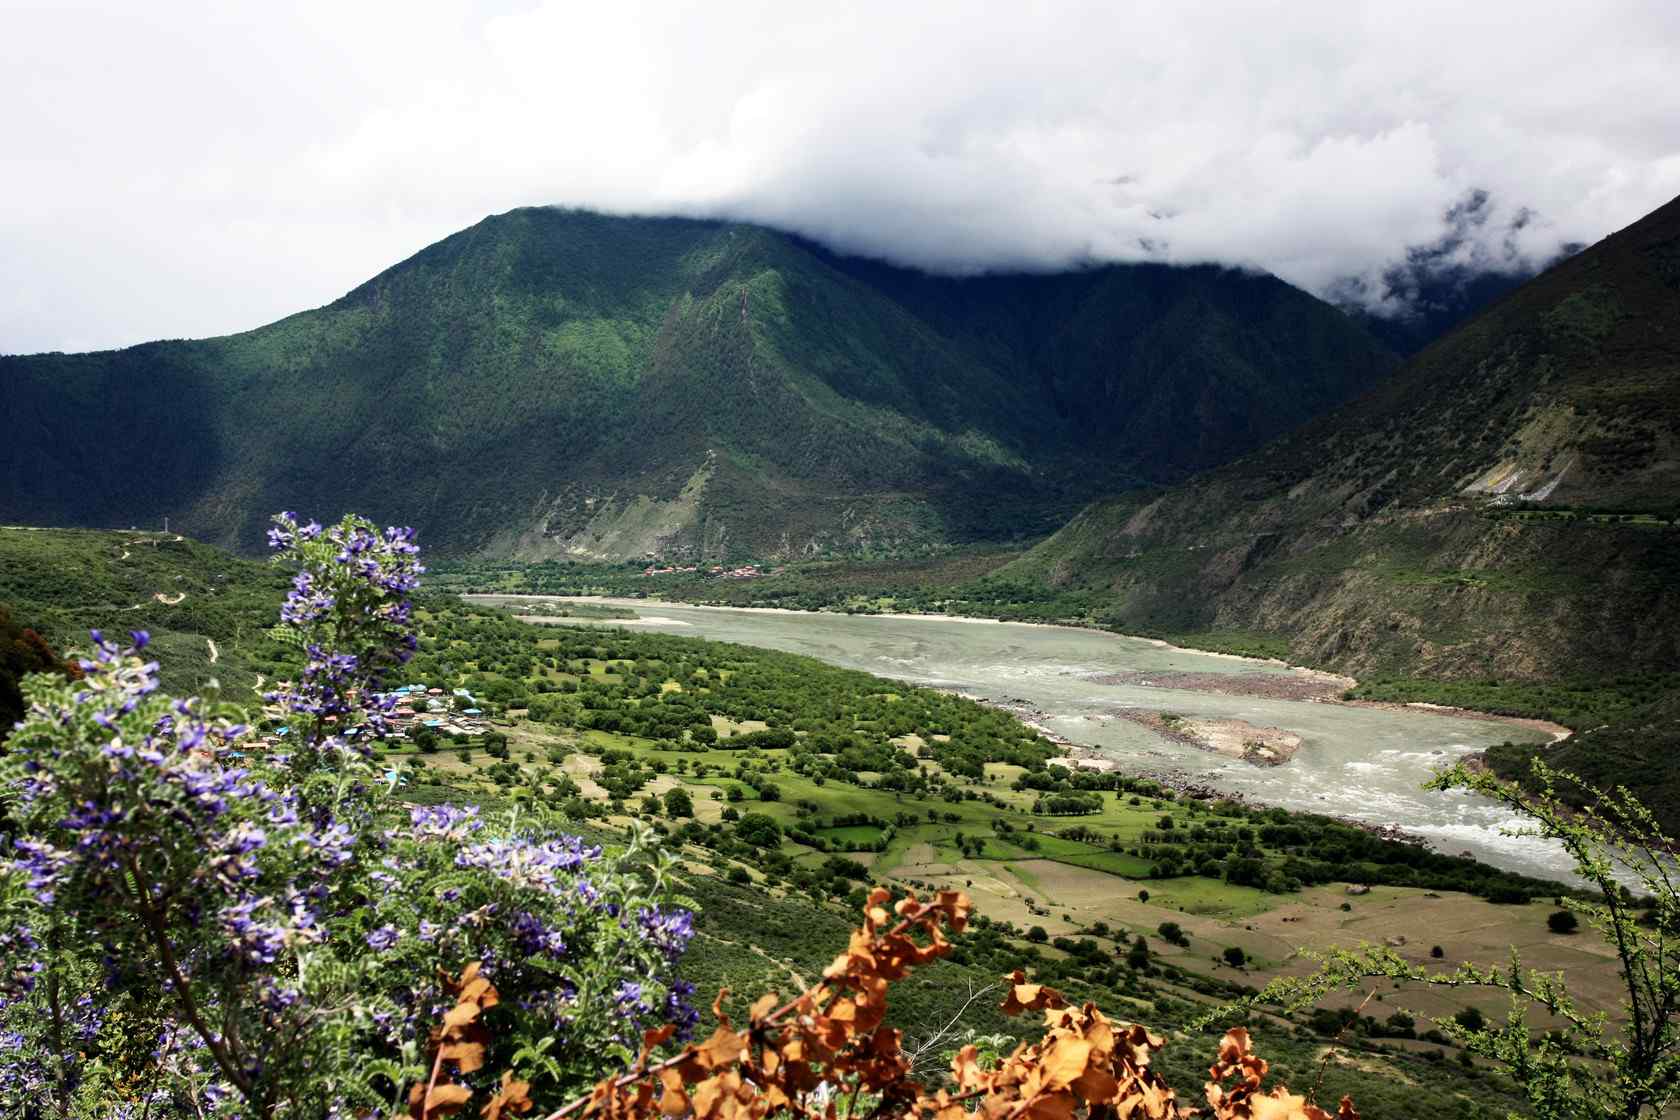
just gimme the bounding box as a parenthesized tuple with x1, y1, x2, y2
(664, 980, 700, 1040)
(74, 629, 159, 719)
(7, 635, 256, 901)
(263, 513, 425, 754)
(636, 906, 696, 963)
(12, 839, 71, 905)
(219, 892, 322, 967)
(279, 569, 334, 626)
(406, 803, 484, 841)
(512, 910, 568, 959)
(0, 925, 43, 1009)
(455, 835, 602, 891)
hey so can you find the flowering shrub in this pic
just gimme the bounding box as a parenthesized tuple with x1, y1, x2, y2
(0, 513, 696, 1119)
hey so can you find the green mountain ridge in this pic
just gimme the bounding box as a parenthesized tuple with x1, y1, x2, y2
(1005, 192, 1680, 683)
(1, 208, 1396, 560)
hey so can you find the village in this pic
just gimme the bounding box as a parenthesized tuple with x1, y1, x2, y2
(253, 683, 493, 750)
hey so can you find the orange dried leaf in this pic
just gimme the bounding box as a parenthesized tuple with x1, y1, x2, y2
(438, 1039, 488, 1074)
(1039, 1038, 1094, 1091)
(482, 1072, 533, 1120)
(442, 1003, 483, 1029)
(694, 1026, 747, 1071)
(410, 1081, 473, 1119)
(1000, 972, 1066, 1017)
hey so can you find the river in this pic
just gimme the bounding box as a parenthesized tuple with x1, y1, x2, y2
(470, 595, 1576, 882)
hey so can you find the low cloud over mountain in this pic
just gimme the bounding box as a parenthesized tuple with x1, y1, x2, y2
(4, 1, 1678, 352)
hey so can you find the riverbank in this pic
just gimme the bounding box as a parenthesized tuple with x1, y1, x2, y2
(473, 593, 1583, 880)
(469, 593, 1574, 745)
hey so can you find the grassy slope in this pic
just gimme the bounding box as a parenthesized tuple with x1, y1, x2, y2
(0, 209, 1395, 561)
(1000, 192, 1680, 685)
(0, 526, 291, 696)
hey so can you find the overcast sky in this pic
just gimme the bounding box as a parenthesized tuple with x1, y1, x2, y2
(4, 1, 1679, 354)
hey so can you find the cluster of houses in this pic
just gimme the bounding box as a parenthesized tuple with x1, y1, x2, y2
(251, 684, 492, 751)
(383, 684, 492, 740)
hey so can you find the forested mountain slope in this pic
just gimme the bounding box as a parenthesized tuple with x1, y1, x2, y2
(1009, 193, 1680, 683)
(1, 209, 1394, 560)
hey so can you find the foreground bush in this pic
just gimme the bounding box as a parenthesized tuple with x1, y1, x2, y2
(412, 887, 1355, 1120)
(0, 514, 696, 1118)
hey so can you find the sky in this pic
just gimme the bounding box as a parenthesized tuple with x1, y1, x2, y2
(4, 0, 1679, 354)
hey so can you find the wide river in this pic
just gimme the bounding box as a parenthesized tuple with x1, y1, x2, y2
(472, 595, 1574, 882)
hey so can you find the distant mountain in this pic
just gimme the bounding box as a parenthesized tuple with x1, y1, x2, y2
(0, 209, 1394, 559)
(1338, 268, 1538, 356)
(1330, 188, 1584, 357)
(1008, 193, 1680, 682)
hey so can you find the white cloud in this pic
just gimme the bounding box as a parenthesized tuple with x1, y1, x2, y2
(3, 0, 1678, 352)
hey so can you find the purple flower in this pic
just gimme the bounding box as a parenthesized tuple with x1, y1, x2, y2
(665, 980, 700, 1040)
(300, 820, 354, 867)
(219, 898, 288, 966)
(365, 925, 399, 952)
(637, 907, 695, 962)
(408, 804, 482, 840)
(455, 835, 601, 891)
(512, 911, 567, 959)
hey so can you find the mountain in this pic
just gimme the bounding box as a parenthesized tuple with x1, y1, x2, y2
(1329, 188, 1584, 357)
(1006, 193, 1680, 683)
(0, 209, 1394, 560)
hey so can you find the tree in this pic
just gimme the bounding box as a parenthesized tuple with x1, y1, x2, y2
(1548, 909, 1580, 934)
(736, 812, 782, 849)
(1157, 921, 1188, 947)
(1223, 946, 1247, 969)
(1027, 926, 1049, 943)
(1247, 759, 1680, 1119)
(663, 786, 694, 818)
(0, 603, 74, 739)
